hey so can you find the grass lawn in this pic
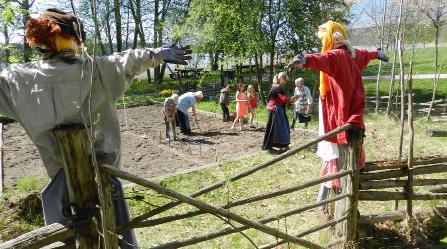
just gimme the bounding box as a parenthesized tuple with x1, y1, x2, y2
(363, 78, 447, 103)
(363, 47, 447, 76)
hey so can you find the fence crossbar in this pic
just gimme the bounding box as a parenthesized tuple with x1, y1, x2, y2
(146, 194, 350, 249)
(129, 170, 352, 229)
(259, 214, 349, 249)
(359, 191, 447, 201)
(101, 165, 324, 249)
(124, 123, 354, 228)
(360, 178, 447, 189)
(364, 156, 447, 172)
(360, 163, 447, 181)
(0, 223, 72, 249)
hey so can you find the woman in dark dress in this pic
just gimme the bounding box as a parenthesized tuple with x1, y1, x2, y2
(262, 72, 297, 151)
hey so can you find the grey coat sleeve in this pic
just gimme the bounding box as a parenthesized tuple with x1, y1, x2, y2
(94, 48, 164, 101)
(0, 73, 19, 120)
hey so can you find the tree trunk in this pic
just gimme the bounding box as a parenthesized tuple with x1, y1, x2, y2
(105, 0, 114, 53)
(113, 0, 122, 52)
(220, 52, 224, 87)
(153, 0, 161, 92)
(254, 52, 266, 104)
(90, 0, 106, 55)
(269, 43, 275, 86)
(213, 52, 219, 71)
(3, 25, 10, 64)
(124, 6, 130, 50)
(386, 37, 398, 115)
(157, 0, 168, 85)
(426, 25, 440, 120)
(434, 25, 439, 69)
(375, 0, 387, 113)
(21, 0, 31, 62)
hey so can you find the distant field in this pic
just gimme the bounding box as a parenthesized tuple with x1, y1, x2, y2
(363, 78, 447, 103)
(364, 47, 447, 76)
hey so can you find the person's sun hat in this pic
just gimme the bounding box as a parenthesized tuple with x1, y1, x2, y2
(194, 91, 203, 98)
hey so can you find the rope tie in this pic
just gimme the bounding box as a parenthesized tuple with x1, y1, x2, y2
(63, 199, 98, 234)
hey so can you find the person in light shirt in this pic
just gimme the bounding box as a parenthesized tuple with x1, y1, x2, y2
(291, 78, 313, 129)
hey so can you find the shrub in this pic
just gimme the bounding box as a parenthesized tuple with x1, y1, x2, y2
(160, 89, 174, 97)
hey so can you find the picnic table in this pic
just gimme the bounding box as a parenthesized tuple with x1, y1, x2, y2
(170, 68, 207, 79)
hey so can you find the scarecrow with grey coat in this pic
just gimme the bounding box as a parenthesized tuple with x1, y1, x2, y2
(0, 8, 191, 248)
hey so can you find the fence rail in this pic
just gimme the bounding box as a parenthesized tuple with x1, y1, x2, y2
(102, 165, 325, 249)
(0, 223, 71, 249)
(0, 123, 357, 249)
(123, 123, 354, 230)
(130, 169, 352, 229)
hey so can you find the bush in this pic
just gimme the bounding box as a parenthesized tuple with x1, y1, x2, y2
(160, 89, 174, 97)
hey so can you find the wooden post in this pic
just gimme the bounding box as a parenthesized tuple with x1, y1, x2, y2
(334, 144, 349, 239)
(426, 130, 447, 137)
(334, 127, 361, 248)
(53, 126, 118, 249)
(347, 128, 361, 245)
(406, 60, 414, 219)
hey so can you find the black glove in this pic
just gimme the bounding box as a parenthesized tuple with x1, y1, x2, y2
(286, 53, 306, 73)
(156, 43, 192, 65)
(377, 48, 389, 62)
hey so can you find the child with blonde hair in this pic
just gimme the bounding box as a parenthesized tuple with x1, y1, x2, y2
(247, 84, 258, 128)
(231, 82, 248, 131)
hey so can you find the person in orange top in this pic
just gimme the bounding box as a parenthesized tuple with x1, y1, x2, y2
(231, 82, 248, 131)
(287, 20, 388, 213)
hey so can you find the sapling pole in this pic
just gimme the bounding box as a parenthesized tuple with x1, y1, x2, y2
(375, 0, 388, 113)
(386, 36, 398, 115)
(147, 194, 349, 249)
(101, 165, 324, 249)
(0, 223, 72, 249)
(129, 170, 352, 229)
(406, 59, 414, 219)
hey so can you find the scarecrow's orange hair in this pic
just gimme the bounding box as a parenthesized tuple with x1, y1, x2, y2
(25, 18, 78, 52)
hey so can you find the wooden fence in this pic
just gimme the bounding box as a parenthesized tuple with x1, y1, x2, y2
(0, 123, 446, 249)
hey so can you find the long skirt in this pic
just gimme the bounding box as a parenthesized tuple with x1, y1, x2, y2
(295, 112, 311, 123)
(262, 106, 290, 150)
(41, 169, 138, 248)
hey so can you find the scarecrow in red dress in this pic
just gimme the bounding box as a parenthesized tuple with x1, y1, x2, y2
(287, 20, 388, 212)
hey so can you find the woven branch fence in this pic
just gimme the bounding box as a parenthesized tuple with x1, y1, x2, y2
(1, 123, 446, 249)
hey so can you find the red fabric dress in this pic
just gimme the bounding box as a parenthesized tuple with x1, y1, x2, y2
(303, 46, 378, 144)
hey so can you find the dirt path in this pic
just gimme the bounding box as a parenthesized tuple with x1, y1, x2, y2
(2, 103, 306, 187)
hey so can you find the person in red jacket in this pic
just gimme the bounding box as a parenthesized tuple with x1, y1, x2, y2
(287, 20, 388, 214)
(262, 72, 297, 151)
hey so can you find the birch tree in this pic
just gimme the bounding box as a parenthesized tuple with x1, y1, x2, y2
(412, 0, 447, 119)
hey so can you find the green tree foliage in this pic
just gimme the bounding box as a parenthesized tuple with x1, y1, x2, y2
(173, 0, 349, 68)
(0, 0, 22, 65)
